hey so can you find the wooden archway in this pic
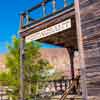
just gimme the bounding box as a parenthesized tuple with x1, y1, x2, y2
(20, 0, 100, 100)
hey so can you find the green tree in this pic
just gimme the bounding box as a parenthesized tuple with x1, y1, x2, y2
(0, 36, 52, 100)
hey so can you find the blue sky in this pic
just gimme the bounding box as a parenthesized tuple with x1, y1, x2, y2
(0, 0, 73, 54)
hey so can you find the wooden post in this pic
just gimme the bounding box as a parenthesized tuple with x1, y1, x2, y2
(64, 0, 67, 7)
(20, 37, 25, 100)
(52, 0, 56, 12)
(20, 14, 24, 29)
(67, 48, 75, 80)
(42, 2, 46, 17)
(74, 0, 88, 100)
(26, 12, 30, 24)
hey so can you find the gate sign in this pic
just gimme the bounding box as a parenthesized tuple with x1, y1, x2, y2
(25, 19, 71, 43)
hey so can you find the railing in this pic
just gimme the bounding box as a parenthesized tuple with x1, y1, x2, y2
(29, 79, 72, 95)
(59, 77, 81, 100)
(20, 0, 74, 28)
(25, 78, 81, 100)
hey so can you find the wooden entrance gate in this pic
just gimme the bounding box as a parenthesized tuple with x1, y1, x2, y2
(19, 0, 100, 100)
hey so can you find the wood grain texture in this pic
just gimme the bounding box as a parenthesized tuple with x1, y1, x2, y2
(79, 0, 100, 96)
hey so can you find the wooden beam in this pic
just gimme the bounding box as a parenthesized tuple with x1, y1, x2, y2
(20, 37, 25, 100)
(74, 0, 88, 100)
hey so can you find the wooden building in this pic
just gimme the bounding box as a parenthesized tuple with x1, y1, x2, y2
(19, 0, 100, 99)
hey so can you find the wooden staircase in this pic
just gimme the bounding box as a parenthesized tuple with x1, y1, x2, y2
(59, 80, 76, 100)
(59, 76, 81, 100)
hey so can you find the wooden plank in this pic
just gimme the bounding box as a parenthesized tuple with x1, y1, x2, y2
(87, 88, 100, 96)
(85, 56, 100, 65)
(86, 65, 100, 71)
(83, 40, 100, 50)
(79, 0, 99, 9)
